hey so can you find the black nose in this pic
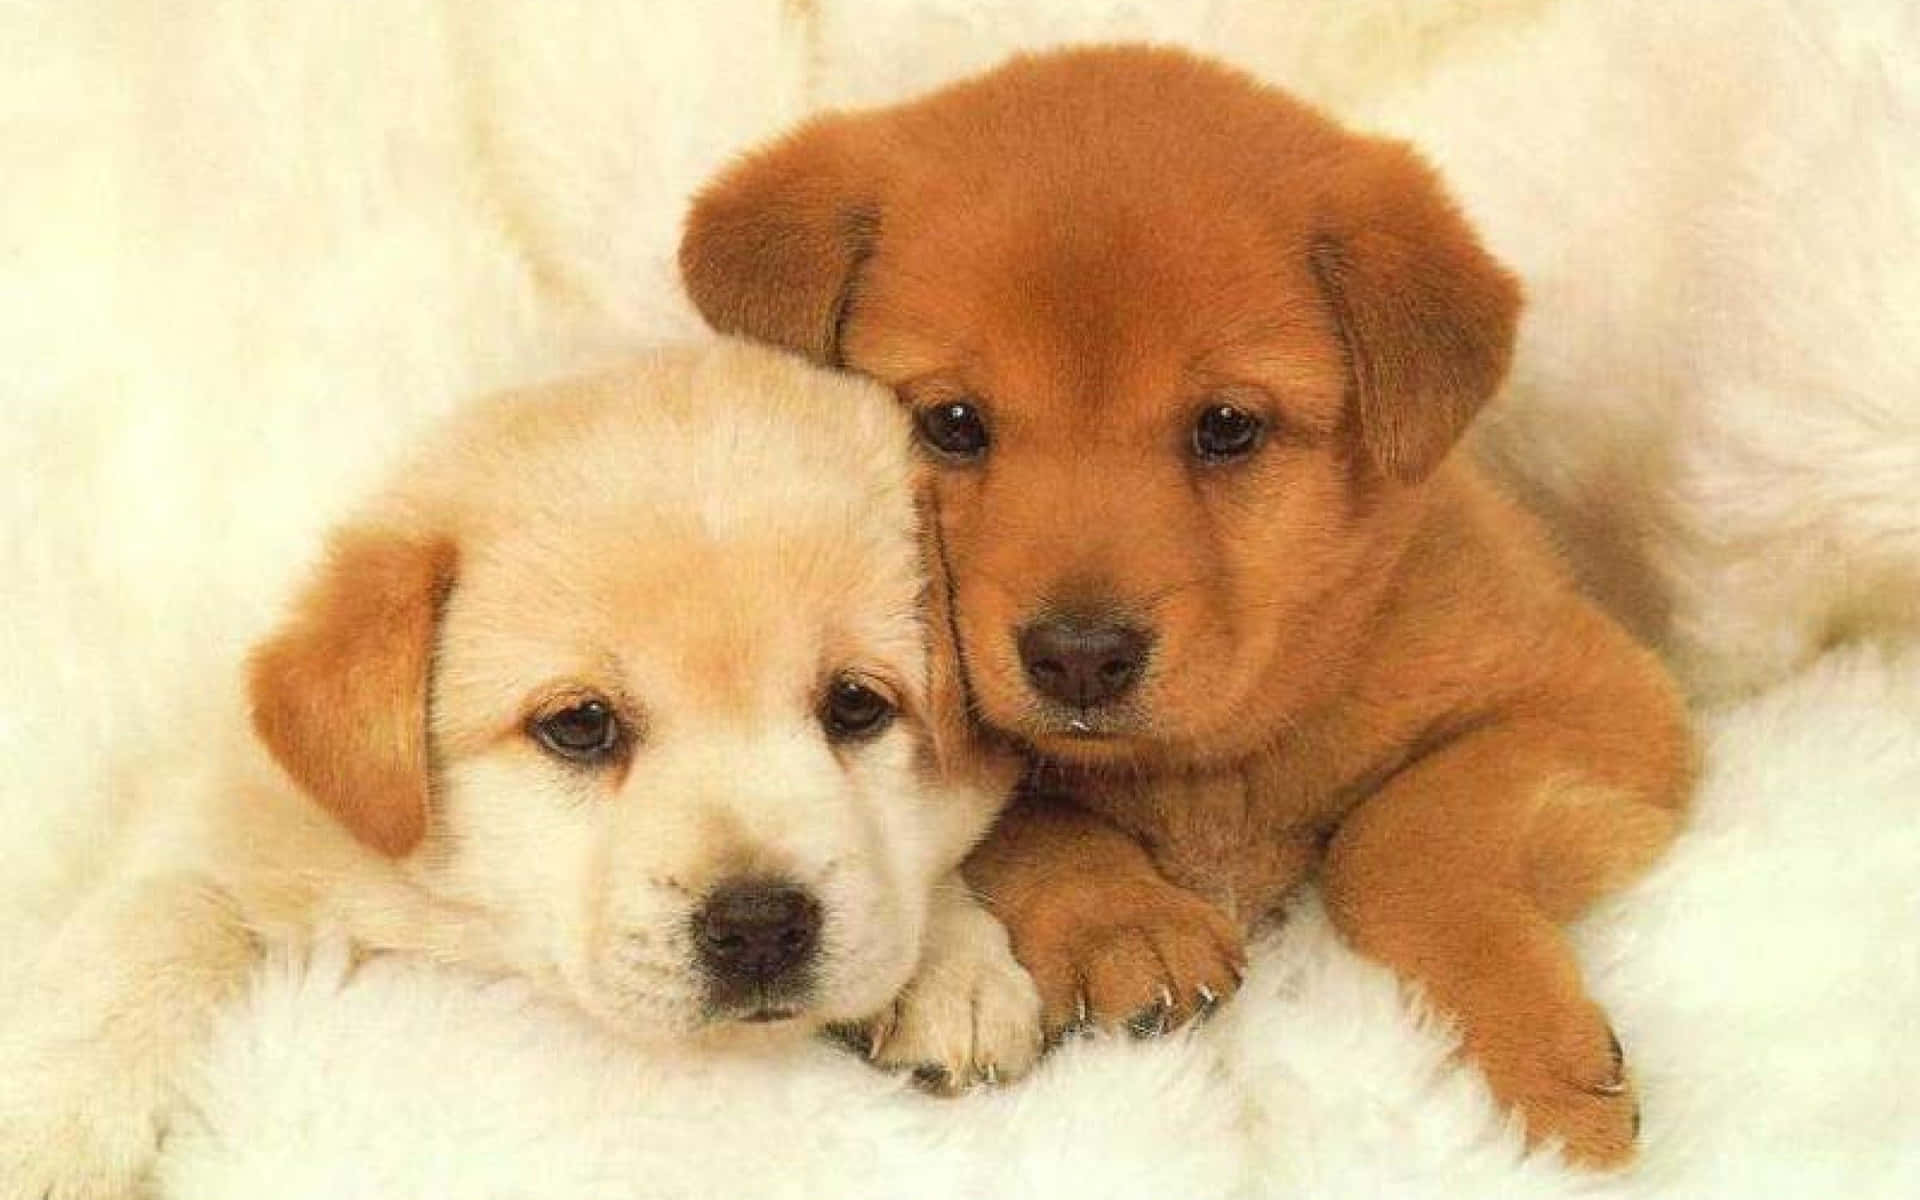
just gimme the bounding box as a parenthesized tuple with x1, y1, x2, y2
(1017, 617, 1150, 708)
(694, 880, 822, 985)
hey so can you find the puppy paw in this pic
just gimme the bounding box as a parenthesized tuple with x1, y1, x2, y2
(844, 892, 1042, 1093)
(1475, 1006, 1640, 1168)
(1008, 877, 1244, 1042)
(1526, 1020, 1639, 1168)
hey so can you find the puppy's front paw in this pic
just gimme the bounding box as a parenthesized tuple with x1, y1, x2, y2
(1008, 876, 1244, 1042)
(848, 892, 1042, 1093)
(1477, 1006, 1640, 1168)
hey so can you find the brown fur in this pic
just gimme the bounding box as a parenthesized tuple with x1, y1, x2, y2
(681, 46, 1692, 1165)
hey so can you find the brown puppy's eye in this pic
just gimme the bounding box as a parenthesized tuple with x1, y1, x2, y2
(916, 402, 990, 461)
(820, 676, 896, 743)
(1193, 403, 1263, 462)
(531, 699, 621, 764)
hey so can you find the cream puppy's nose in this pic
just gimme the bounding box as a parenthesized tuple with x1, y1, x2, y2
(693, 879, 822, 988)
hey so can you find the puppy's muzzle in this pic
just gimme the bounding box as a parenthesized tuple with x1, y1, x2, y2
(693, 878, 822, 1006)
(1018, 616, 1151, 709)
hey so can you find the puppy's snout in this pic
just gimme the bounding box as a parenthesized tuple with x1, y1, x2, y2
(1018, 617, 1150, 708)
(694, 879, 822, 985)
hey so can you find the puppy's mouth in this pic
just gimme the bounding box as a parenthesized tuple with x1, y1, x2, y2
(736, 1005, 801, 1024)
(1046, 711, 1130, 740)
(702, 990, 816, 1029)
(1017, 704, 1152, 759)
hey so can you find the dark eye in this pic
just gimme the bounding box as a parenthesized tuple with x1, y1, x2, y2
(531, 699, 622, 763)
(820, 676, 896, 743)
(1193, 403, 1263, 462)
(916, 401, 990, 460)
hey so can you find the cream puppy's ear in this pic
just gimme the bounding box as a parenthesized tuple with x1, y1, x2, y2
(248, 524, 456, 856)
(1307, 140, 1523, 483)
(679, 112, 889, 366)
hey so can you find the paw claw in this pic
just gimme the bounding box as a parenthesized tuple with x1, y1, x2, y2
(911, 1063, 951, 1092)
(1125, 991, 1178, 1039)
(1589, 1028, 1628, 1094)
(866, 1006, 898, 1062)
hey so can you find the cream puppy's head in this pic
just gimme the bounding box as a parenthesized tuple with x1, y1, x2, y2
(248, 341, 1007, 1041)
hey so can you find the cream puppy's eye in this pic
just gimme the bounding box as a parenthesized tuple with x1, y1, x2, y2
(530, 698, 622, 764)
(820, 676, 896, 743)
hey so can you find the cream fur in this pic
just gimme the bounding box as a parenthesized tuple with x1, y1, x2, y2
(4, 0, 1917, 1195)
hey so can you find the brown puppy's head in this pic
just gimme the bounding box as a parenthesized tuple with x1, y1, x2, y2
(682, 46, 1520, 769)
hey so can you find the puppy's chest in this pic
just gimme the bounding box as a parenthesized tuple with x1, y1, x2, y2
(1086, 752, 1353, 927)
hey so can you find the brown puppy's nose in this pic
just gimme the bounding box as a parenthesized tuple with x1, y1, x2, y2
(1018, 618, 1150, 708)
(694, 880, 821, 985)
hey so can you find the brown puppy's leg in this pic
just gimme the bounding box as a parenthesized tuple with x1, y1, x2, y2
(964, 792, 1245, 1040)
(1322, 699, 1688, 1167)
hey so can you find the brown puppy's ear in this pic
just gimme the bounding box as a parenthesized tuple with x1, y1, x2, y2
(1308, 140, 1522, 483)
(249, 526, 456, 857)
(679, 114, 886, 365)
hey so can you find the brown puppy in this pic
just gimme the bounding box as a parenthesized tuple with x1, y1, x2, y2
(680, 46, 1691, 1166)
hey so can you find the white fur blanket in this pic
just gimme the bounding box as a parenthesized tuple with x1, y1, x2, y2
(4, 1, 1917, 1196)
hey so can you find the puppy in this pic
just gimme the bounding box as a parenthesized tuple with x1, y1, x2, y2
(0, 341, 1039, 1198)
(681, 46, 1692, 1165)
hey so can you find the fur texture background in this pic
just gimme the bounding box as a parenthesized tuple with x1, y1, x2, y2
(4, 0, 1916, 1195)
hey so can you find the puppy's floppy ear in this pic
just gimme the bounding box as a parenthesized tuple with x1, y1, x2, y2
(249, 525, 456, 857)
(679, 113, 887, 365)
(1308, 139, 1521, 483)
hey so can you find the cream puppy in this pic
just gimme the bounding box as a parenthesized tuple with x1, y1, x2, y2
(0, 341, 1039, 1199)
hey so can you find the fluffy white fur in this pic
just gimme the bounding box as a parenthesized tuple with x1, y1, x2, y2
(4, 0, 1916, 1195)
